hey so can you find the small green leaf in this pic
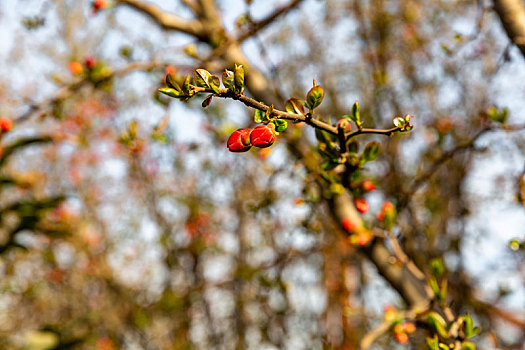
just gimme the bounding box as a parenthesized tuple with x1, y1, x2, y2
(272, 119, 287, 133)
(166, 73, 182, 93)
(306, 85, 324, 110)
(426, 336, 440, 350)
(315, 128, 329, 144)
(222, 69, 235, 90)
(202, 94, 213, 108)
(362, 141, 380, 162)
(509, 238, 521, 251)
(463, 313, 473, 337)
(351, 101, 361, 126)
(487, 106, 508, 124)
(182, 74, 191, 95)
(285, 97, 305, 115)
(439, 279, 447, 304)
(347, 141, 359, 154)
(430, 257, 445, 277)
(267, 104, 274, 118)
(194, 69, 212, 88)
(428, 277, 441, 299)
(158, 88, 180, 98)
(234, 64, 245, 94)
(254, 109, 266, 123)
(321, 160, 339, 171)
(393, 117, 404, 128)
(427, 312, 448, 338)
(461, 342, 476, 350)
(209, 75, 220, 94)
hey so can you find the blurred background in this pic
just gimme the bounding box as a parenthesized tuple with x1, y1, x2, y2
(0, 0, 524, 349)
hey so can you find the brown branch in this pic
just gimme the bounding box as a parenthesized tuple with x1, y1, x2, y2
(493, 0, 525, 58)
(331, 192, 432, 308)
(16, 61, 169, 123)
(408, 122, 525, 198)
(116, 0, 206, 39)
(237, 0, 305, 43)
(194, 87, 403, 140)
(180, 0, 201, 16)
(359, 307, 421, 350)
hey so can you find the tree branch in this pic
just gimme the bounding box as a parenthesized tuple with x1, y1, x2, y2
(16, 60, 170, 123)
(117, 0, 206, 39)
(493, 0, 525, 58)
(237, 0, 305, 43)
(407, 122, 525, 199)
(195, 87, 402, 140)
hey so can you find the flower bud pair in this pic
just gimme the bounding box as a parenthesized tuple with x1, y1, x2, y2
(227, 124, 275, 153)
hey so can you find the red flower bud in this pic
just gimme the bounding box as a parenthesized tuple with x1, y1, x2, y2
(92, 0, 107, 9)
(362, 180, 376, 192)
(250, 124, 275, 148)
(227, 128, 252, 152)
(382, 201, 395, 213)
(69, 61, 83, 75)
(0, 117, 13, 132)
(336, 118, 351, 131)
(403, 322, 416, 334)
(84, 56, 97, 70)
(354, 198, 369, 214)
(342, 217, 358, 232)
(394, 332, 409, 345)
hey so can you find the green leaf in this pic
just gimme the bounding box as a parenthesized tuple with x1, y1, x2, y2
(426, 336, 440, 350)
(487, 106, 508, 124)
(158, 87, 180, 98)
(254, 109, 266, 123)
(427, 312, 448, 338)
(201, 94, 213, 108)
(306, 85, 324, 110)
(362, 141, 380, 162)
(209, 75, 220, 94)
(428, 277, 441, 299)
(315, 127, 330, 144)
(462, 313, 480, 339)
(285, 97, 305, 115)
(194, 69, 212, 88)
(234, 64, 245, 94)
(463, 313, 473, 337)
(347, 141, 359, 154)
(351, 101, 361, 126)
(430, 257, 445, 277)
(440, 279, 447, 304)
(166, 73, 182, 93)
(222, 69, 235, 90)
(393, 117, 404, 128)
(272, 119, 287, 133)
(321, 160, 339, 171)
(461, 342, 476, 350)
(182, 74, 191, 95)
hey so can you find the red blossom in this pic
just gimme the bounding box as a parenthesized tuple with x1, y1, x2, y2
(69, 61, 83, 75)
(250, 124, 275, 148)
(395, 332, 409, 345)
(227, 128, 252, 152)
(0, 117, 13, 132)
(362, 180, 376, 192)
(342, 217, 358, 232)
(354, 198, 369, 214)
(84, 56, 97, 70)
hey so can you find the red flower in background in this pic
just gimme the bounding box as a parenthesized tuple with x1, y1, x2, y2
(354, 198, 369, 214)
